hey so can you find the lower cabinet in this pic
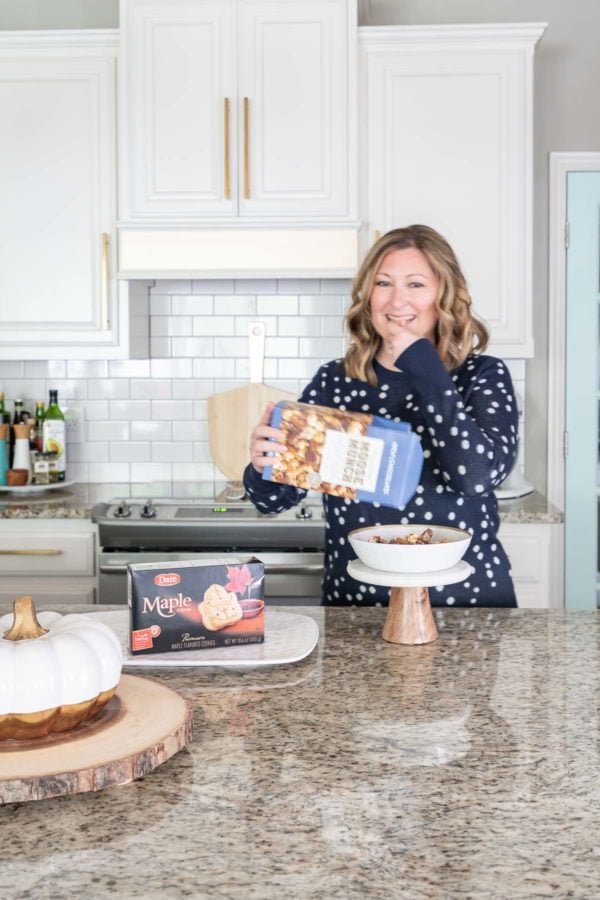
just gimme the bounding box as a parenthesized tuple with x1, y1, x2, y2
(0, 519, 98, 609)
(499, 522, 564, 609)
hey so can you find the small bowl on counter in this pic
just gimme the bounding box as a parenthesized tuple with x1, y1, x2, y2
(6, 469, 29, 487)
(348, 524, 471, 574)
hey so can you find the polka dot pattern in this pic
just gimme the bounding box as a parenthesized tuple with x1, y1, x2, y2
(244, 341, 518, 609)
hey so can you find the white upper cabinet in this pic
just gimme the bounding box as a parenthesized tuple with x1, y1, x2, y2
(0, 31, 146, 360)
(120, 0, 357, 222)
(359, 24, 546, 357)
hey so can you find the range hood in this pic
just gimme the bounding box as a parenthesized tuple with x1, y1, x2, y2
(117, 223, 362, 280)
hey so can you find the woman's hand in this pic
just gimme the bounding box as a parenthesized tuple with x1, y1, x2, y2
(249, 402, 286, 472)
(379, 329, 422, 367)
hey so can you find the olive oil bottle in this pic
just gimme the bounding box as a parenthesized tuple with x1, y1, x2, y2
(42, 390, 66, 481)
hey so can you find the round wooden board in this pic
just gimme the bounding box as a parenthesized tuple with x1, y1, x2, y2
(0, 674, 193, 804)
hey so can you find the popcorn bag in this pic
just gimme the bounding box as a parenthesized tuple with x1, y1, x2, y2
(128, 558, 265, 655)
(263, 400, 424, 510)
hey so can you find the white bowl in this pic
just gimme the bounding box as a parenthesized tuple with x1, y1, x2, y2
(348, 524, 471, 574)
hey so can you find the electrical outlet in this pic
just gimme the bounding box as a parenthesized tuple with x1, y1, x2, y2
(64, 406, 84, 444)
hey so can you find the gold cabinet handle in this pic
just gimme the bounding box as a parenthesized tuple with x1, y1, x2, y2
(101, 232, 109, 330)
(374, 229, 382, 242)
(243, 97, 250, 199)
(224, 97, 231, 199)
(0, 549, 62, 556)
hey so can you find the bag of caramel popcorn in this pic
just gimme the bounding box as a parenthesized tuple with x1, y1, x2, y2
(263, 400, 423, 509)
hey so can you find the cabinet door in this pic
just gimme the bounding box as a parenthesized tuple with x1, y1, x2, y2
(239, 0, 352, 218)
(0, 39, 130, 358)
(360, 26, 545, 357)
(121, 0, 237, 218)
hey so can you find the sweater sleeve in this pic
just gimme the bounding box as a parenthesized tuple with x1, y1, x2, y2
(242, 364, 331, 512)
(397, 339, 519, 496)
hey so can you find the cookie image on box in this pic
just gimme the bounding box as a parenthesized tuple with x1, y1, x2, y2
(198, 583, 243, 631)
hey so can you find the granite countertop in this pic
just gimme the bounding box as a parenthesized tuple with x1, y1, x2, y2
(1, 605, 598, 898)
(0, 484, 563, 523)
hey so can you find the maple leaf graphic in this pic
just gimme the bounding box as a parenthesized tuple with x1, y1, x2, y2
(224, 564, 254, 596)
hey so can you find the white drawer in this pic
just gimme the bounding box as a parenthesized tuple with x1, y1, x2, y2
(0, 531, 95, 576)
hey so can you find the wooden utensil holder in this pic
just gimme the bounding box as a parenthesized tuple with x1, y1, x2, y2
(347, 559, 474, 646)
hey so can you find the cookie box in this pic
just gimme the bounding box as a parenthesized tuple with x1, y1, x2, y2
(263, 400, 424, 510)
(128, 557, 265, 655)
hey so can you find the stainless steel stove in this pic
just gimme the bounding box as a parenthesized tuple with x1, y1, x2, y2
(92, 484, 325, 606)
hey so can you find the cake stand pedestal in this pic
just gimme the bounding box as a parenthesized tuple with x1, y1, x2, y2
(347, 559, 474, 646)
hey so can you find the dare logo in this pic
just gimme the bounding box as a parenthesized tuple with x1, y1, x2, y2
(154, 573, 181, 587)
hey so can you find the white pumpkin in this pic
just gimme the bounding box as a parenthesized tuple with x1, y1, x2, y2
(0, 596, 122, 739)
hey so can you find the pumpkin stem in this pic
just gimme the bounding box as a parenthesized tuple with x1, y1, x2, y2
(3, 595, 49, 641)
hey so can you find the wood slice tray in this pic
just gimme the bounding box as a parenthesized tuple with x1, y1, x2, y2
(0, 674, 193, 804)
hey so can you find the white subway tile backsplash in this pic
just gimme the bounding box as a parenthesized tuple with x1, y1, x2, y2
(213, 337, 248, 358)
(171, 295, 213, 316)
(152, 316, 192, 337)
(299, 337, 344, 358)
(88, 421, 130, 442)
(151, 400, 194, 420)
(131, 379, 172, 400)
(150, 338, 171, 357)
(235, 278, 278, 294)
(300, 295, 347, 316)
(5, 278, 527, 486)
(257, 296, 298, 316)
(109, 400, 151, 420)
(171, 337, 213, 358)
(88, 379, 128, 400)
(193, 358, 235, 378)
(277, 279, 320, 294)
(150, 359, 193, 379)
(131, 420, 173, 441)
(110, 442, 152, 463)
(152, 442, 194, 462)
(108, 359, 152, 378)
(192, 316, 236, 337)
(172, 380, 214, 399)
(278, 316, 319, 337)
(213, 295, 257, 316)
(191, 279, 234, 294)
(67, 361, 108, 379)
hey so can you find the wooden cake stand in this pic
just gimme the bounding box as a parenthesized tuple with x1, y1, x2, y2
(0, 674, 193, 804)
(347, 559, 474, 646)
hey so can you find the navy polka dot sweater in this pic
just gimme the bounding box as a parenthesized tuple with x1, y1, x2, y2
(244, 338, 519, 608)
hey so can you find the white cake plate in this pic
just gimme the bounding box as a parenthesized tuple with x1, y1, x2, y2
(347, 559, 474, 646)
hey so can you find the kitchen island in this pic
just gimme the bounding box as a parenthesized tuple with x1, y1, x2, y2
(1, 605, 598, 899)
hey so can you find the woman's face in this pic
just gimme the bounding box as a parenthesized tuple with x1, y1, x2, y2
(369, 247, 439, 345)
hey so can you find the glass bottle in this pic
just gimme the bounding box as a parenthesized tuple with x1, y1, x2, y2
(42, 390, 66, 482)
(0, 393, 9, 465)
(32, 401, 45, 452)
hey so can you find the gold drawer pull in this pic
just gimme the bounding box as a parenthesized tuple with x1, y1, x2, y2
(0, 549, 62, 556)
(243, 97, 250, 199)
(224, 97, 231, 199)
(374, 229, 381, 242)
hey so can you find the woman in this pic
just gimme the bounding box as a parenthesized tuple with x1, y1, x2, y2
(244, 225, 519, 607)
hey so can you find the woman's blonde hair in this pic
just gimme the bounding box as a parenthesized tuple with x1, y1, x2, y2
(344, 225, 489, 385)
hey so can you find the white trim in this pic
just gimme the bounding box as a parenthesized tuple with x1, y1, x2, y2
(547, 152, 600, 509)
(0, 30, 119, 50)
(358, 23, 547, 48)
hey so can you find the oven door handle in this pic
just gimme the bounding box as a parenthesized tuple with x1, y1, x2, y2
(100, 564, 130, 574)
(262, 563, 323, 575)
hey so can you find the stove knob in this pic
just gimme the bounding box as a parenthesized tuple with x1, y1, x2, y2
(140, 499, 157, 519)
(114, 500, 131, 518)
(295, 504, 313, 520)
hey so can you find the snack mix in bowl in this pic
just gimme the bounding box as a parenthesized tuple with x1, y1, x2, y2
(349, 525, 471, 574)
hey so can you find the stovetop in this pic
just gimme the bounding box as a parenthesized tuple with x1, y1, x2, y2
(92, 482, 325, 551)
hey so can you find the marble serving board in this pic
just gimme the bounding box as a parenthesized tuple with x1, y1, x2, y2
(91, 608, 319, 669)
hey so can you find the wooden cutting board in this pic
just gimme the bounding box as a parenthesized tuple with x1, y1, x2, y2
(0, 674, 193, 804)
(208, 321, 297, 482)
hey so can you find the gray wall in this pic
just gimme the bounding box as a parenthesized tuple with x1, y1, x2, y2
(3, 0, 599, 498)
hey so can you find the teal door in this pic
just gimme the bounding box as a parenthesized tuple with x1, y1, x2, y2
(565, 171, 600, 609)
